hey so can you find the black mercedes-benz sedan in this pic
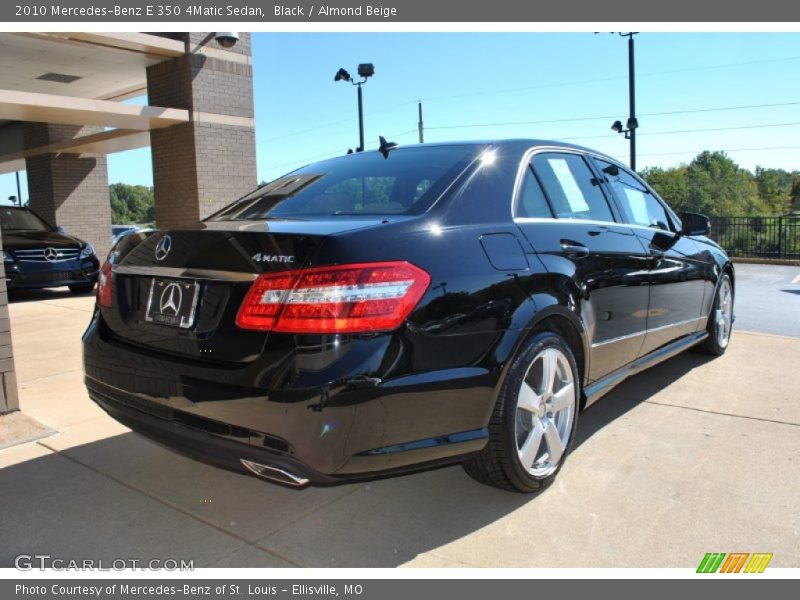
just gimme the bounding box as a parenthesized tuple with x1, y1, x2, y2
(83, 140, 734, 492)
(2, 206, 100, 293)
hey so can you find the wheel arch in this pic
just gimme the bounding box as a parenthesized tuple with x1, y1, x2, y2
(496, 304, 590, 410)
(723, 261, 735, 289)
(527, 309, 589, 408)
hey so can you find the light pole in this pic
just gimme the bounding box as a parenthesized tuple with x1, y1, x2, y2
(334, 63, 375, 153)
(418, 101, 424, 143)
(610, 32, 639, 171)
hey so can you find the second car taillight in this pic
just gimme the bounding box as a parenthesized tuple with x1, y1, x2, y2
(96, 260, 113, 307)
(236, 261, 431, 334)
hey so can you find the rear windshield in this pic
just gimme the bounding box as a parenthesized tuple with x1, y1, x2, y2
(0, 208, 51, 232)
(206, 144, 483, 221)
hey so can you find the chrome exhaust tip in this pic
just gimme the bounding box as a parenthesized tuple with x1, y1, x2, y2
(240, 458, 310, 488)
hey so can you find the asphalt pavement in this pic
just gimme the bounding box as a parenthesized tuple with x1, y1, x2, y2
(731, 263, 800, 338)
(0, 277, 798, 568)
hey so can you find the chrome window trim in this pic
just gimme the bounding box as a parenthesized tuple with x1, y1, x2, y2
(591, 155, 683, 233)
(510, 145, 623, 226)
(514, 216, 623, 227)
(514, 217, 674, 237)
(510, 147, 684, 237)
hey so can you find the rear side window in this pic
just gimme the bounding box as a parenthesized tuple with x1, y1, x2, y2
(531, 153, 614, 223)
(207, 145, 482, 220)
(516, 167, 553, 218)
(595, 159, 673, 231)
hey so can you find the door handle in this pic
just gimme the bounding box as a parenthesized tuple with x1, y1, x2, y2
(560, 240, 590, 258)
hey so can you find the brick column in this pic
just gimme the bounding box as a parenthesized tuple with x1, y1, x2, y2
(147, 33, 257, 229)
(23, 123, 112, 260)
(0, 227, 19, 414)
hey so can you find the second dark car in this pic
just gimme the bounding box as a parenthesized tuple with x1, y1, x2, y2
(2, 206, 99, 293)
(83, 140, 734, 492)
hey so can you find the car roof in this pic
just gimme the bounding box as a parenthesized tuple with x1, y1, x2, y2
(349, 138, 620, 164)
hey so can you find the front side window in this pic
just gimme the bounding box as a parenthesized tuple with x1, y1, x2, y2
(0, 208, 51, 232)
(595, 159, 673, 231)
(531, 153, 614, 222)
(207, 145, 483, 221)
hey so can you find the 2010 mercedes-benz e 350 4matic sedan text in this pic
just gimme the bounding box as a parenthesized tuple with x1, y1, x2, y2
(83, 140, 734, 492)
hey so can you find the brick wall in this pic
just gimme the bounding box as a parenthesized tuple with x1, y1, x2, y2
(0, 227, 19, 414)
(147, 33, 257, 229)
(23, 123, 112, 260)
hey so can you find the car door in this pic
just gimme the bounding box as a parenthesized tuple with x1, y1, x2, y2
(514, 150, 651, 382)
(593, 158, 708, 356)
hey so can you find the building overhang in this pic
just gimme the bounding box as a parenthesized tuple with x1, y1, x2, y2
(0, 89, 189, 131)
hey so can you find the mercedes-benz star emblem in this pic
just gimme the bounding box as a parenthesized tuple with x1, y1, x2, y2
(43, 247, 58, 261)
(154, 235, 172, 261)
(159, 282, 183, 316)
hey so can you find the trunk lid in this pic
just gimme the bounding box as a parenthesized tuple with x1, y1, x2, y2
(100, 218, 402, 363)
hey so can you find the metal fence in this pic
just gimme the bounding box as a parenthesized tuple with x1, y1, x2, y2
(709, 215, 800, 260)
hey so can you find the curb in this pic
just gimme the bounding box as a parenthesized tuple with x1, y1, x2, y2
(731, 257, 800, 267)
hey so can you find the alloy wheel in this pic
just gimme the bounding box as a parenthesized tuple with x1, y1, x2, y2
(515, 346, 577, 478)
(715, 277, 733, 348)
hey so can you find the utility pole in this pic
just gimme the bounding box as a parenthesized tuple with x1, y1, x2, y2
(417, 101, 424, 143)
(626, 33, 637, 171)
(609, 33, 639, 171)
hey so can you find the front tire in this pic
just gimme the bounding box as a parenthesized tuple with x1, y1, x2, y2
(463, 331, 580, 493)
(698, 273, 733, 356)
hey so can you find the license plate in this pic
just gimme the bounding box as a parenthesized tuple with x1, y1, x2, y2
(144, 278, 200, 329)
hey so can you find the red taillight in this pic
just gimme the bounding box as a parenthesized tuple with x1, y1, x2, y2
(96, 260, 113, 307)
(236, 261, 431, 334)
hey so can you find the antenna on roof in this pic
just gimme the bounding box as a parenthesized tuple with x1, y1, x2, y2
(378, 136, 398, 159)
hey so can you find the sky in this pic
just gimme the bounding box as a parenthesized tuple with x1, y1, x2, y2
(2, 32, 799, 204)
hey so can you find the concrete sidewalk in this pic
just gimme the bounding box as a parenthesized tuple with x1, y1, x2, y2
(1, 289, 798, 568)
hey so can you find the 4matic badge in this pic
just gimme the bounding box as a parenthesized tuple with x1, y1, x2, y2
(251, 253, 295, 264)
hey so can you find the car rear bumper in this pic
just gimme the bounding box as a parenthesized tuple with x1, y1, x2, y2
(87, 379, 337, 487)
(83, 314, 498, 486)
(86, 376, 488, 487)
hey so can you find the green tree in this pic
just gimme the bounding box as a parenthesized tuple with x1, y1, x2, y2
(109, 183, 155, 224)
(685, 151, 762, 217)
(642, 151, 765, 217)
(791, 176, 800, 214)
(754, 166, 794, 215)
(639, 165, 690, 213)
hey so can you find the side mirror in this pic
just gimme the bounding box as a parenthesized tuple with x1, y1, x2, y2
(680, 212, 710, 236)
(54, 226, 65, 234)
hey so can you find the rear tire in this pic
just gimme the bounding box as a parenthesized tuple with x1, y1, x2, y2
(69, 282, 95, 294)
(462, 330, 580, 493)
(698, 273, 733, 356)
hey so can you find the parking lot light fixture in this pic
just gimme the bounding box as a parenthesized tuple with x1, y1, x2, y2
(357, 63, 375, 78)
(335, 63, 375, 152)
(610, 116, 639, 141)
